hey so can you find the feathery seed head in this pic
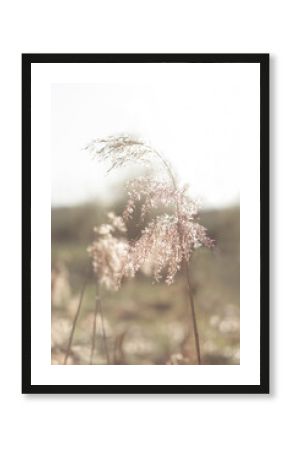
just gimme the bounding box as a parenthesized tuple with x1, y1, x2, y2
(85, 135, 214, 289)
(84, 135, 155, 173)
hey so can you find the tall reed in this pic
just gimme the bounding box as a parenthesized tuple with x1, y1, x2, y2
(86, 136, 214, 364)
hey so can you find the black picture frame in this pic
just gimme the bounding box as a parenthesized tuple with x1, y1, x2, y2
(22, 53, 269, 394)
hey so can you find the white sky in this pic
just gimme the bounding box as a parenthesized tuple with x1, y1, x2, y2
(51, 63, 259, 208)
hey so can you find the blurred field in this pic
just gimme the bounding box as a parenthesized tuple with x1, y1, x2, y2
(51, 200, 240, 365)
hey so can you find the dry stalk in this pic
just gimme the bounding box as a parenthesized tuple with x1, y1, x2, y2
(155, 151, 202, 364)
(89, 291, 100, 365)
(99, 297, 110, 364)
(64, 271, 90, 364)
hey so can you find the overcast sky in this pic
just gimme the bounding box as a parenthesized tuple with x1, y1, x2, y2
(51, 64, 258, 209)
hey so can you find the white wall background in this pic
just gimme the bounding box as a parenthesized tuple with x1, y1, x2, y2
(0, 1, 286, 450)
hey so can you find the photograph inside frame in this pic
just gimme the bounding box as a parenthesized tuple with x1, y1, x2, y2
(51, 66, 241, 366)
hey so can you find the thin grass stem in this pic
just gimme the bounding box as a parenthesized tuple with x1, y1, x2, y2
(155, 150, 202, 364)
(99, 296, 110, 364)
(64, 271, 90, 365)
(89, 291, 100, 365)
(184, 261, 201, 364)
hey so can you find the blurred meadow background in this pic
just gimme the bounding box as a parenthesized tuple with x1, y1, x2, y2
(51, 69, 242, 365)
(52, 200, 239, 365)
